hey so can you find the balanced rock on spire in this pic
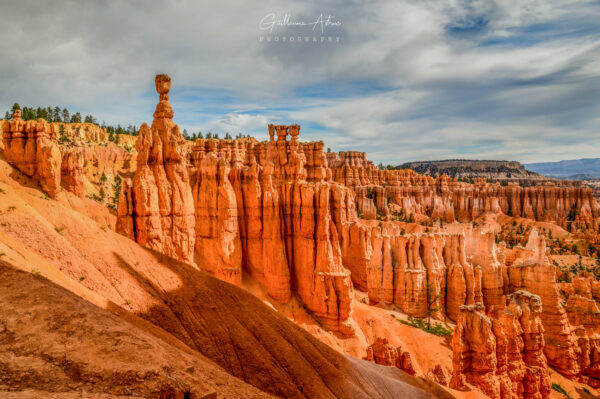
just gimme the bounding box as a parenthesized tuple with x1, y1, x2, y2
(117, 74, 196, 263)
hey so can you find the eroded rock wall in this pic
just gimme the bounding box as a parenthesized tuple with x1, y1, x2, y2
(2, 109, 62, 198)
(116, 74, 196, 263)
(450, 292, 551, 399)
(329, 151, 600, 228)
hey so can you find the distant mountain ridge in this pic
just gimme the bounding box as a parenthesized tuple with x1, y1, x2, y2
(397, 159, 544, 182)
(525, 158, 600, 180)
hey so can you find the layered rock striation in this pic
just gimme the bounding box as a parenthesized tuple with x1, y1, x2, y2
(117, 76, 355, 334)
(329, 151, 600, 228)
(186, 124, 355, 334)
(2, 109, 62, 197)
(111, 75, 600, 392)
(117, 74, 196, 263)
(450, 292, 551, 399)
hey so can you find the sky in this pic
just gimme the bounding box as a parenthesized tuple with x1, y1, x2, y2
(1, 0, 599, 164)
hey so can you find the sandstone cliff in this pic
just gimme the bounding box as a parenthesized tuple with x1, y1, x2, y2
(117, 74, 196, 263)
(329, 151, 599, 229)
(2, 109, 62, 198)
(450, 292, 551, 399)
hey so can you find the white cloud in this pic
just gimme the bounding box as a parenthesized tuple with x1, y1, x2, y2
(0, 0, 599, 164)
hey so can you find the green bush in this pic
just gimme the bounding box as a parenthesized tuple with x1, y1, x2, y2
(395, 315, 453, 337)
(551, 383, 572, 398)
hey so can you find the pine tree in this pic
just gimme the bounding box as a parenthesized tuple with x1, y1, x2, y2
(197, 132, 203, 139)
(100, 172, 107, 183)
(4, 111, 10, 120)
(71, 112, 82, 123)
(53, 106, 62, 122)
(183, 129, 188, 138)
(62, 108, 70, 123)
(112, 175, 122, 208)
(46, 107, 53, 122)
(11, 103, 21, 112)
(58, 124, 70, 143)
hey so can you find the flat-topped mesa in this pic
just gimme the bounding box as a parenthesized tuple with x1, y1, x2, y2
(116, 74, 196, 264)
(2, 109, 62, 198)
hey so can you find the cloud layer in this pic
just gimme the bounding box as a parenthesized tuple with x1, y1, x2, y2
(1, 0, 599, 163)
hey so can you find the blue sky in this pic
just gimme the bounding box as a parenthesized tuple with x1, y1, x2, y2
(1, 0, 599, 164)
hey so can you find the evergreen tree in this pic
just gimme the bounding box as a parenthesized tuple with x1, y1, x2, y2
(58, 124, 70, 143)
(225, 132, 232, 140)
(46, 107, 53, 122)
(100, 172, 107, 183)
(11, 103, 21, 112)
(71, 112, 82, 123)
(99, 187, 106, 200)
(62, 108, 70, 123)
(197, 132, 203, 139)
(53, 106, 62, 122)
(214, 133, 220, 139)
(4, 111, 10, 120)
(183, 129, 188, 138)
(206, 132, 212, 139)
(112, 175, 122, 208)
(191, 133, 197, 140)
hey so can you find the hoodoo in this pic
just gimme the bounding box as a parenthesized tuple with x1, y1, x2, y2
(117, 74, 196, 263)
(2, 109, 62, 198)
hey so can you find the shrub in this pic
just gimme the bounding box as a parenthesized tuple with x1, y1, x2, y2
(396, 315, 453, 337)
(551, 383, 572, 398)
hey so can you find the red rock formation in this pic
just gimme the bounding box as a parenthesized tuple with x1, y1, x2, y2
(451, 292, 551, 399)
(507, 230, 580, 377)
(343, 223, 486, 322)
(2, 109, 62, 198)
(328, 151, 600, 228)
(60, 147, 85, 197)
(187, 127, 355, 335)
(116, 74, 195, 263)
(365, 337, 417, 375)
(193, 152, 242, 285)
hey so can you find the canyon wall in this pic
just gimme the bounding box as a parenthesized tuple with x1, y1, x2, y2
(450, 292, 551, 399)
(329, 151, 599, 229)
(2, 109, 62, 198)
(116, 76, 355, 335)
(111, 75, 600, 396)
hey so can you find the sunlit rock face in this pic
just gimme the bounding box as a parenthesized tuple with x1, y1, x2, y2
(450, 292, 551, 399)
(329, 151, 599, 229)
(114, 76, 600, 392)
(3, 109, 62, 198)
(116, 74, 196, 264)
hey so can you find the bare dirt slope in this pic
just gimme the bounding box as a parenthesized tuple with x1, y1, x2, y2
(0, 262, 271, 399)
(0, 149, 451, 398)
